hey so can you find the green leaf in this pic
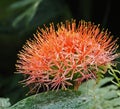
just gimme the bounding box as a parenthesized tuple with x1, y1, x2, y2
(9, 90, 85, 109)
(9, 77, 120, 109)
(0, 98, 11, 109)
(79, 77, 120, 109)
(8, 0, 72, 29)
(10, 0, 42, 27)
(9, 0, 40, 9)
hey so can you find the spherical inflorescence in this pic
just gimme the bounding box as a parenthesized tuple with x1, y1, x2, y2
(16, 20, 119, 92)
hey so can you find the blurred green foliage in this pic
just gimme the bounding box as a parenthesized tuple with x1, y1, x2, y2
(0, 98, 11, 108)
(9, 78, 120, 109)
(0, 0, 120, 105)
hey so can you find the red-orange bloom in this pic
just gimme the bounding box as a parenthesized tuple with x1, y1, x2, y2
(16, 20, 119, 91)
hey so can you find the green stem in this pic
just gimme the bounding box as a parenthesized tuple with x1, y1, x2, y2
(108, 65, 120, 87)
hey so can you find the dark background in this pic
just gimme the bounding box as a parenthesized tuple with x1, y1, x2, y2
(0, 0, 120, 105)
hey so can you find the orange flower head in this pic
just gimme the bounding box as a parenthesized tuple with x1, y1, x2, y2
(16, 20, 119, 91)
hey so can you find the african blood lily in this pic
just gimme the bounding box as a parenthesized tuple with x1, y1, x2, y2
(16, 20, 119, 92)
